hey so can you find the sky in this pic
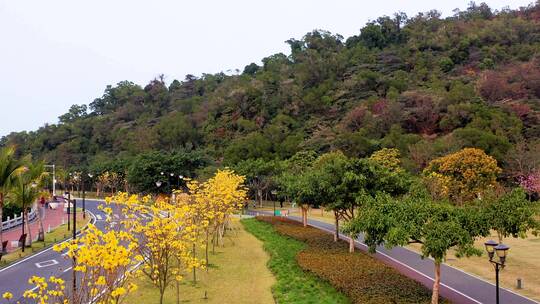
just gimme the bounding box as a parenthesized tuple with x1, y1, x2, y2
(0, 0, 534, 137)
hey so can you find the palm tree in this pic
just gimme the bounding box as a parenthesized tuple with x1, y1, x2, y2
(9, 160, 47, 249)
(0, 146, 23, 250)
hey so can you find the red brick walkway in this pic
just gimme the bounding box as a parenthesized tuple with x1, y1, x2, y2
(2, 203, 70, 252)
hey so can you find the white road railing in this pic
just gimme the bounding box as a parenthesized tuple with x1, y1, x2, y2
(1, 206, 38, 232)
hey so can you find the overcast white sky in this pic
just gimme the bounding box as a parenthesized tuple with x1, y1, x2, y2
(0, 0, 533, 137)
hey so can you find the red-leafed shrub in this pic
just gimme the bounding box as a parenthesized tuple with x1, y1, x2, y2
(399, 92, 440, 135)
(478, 60, 540, 103)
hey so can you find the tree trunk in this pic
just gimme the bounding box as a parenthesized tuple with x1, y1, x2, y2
(301, 204, 308, 227)
(192, 243, 197, 282)
(349, 234, 355, 253)
(431, 261, 441, 304)
(205, 230, 209, 272)
(333, 211, 339, 242)
(25, 209, 32, 247)
(176, 280, 180, 304)
(258, 189, 263, 208)
(37, 205, 45, 241)
(497, 231, 503, 244)
(159, 290, 165, 304)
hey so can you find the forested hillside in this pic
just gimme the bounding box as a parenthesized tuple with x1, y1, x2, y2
(2, 2, 540, 192)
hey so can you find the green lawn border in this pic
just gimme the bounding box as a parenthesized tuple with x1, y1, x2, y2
(241, 217, 350, 304)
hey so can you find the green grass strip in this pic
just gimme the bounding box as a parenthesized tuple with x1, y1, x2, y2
(242, 218, 350, 304)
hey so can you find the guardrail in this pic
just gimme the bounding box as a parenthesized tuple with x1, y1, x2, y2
(1, 205, 38, 232)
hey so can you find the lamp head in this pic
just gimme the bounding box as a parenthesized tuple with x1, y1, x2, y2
(494, 244, 510, 264)
(156, 181, 162, 188)
(484, 240, 497, 260)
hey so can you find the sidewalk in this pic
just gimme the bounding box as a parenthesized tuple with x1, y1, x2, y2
(2, 206, 68, 252)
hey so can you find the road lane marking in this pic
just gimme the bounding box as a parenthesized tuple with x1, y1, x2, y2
(96, 214, 103, 220)
(0, 208, 96, 274)
(35, 259, 59, 268)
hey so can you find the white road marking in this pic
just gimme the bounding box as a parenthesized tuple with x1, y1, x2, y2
(0, 210, 96, 274)
(35, 259, 59, 268)
(96, 214, 103, 220)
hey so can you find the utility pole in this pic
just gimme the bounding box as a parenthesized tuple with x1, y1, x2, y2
(21, 182, 26, 253)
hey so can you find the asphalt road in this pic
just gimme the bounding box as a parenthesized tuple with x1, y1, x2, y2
(0, 199, 133, 303)
(250, 210, 539, 304)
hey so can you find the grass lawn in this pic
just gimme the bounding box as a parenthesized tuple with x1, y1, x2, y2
(0, 212, 90, 267)
(243, 217, 350, 304)
(124, 217, 275, 304)
(433, 232, 540, 302)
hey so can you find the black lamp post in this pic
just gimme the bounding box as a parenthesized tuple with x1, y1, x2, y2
(485, 240, 510, 304)
(84, 173, 94, 219)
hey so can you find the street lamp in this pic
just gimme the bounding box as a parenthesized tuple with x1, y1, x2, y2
(485, 240, 510, 304)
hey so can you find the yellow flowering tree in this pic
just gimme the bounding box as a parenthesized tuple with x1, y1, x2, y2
(22, 276, 68, 304)
(13, 222, 138, 304)
(110, 192, 205, 304)
(195, 169, 247, 264)
(53, 224, 138, 304)
(423, 148, 502, 204)
(369, 148, 402, 172)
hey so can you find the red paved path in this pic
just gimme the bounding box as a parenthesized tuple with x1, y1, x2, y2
(2, 203, 70, 252)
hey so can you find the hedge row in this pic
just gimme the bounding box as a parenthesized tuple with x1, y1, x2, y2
(256, 216, 444, 304)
